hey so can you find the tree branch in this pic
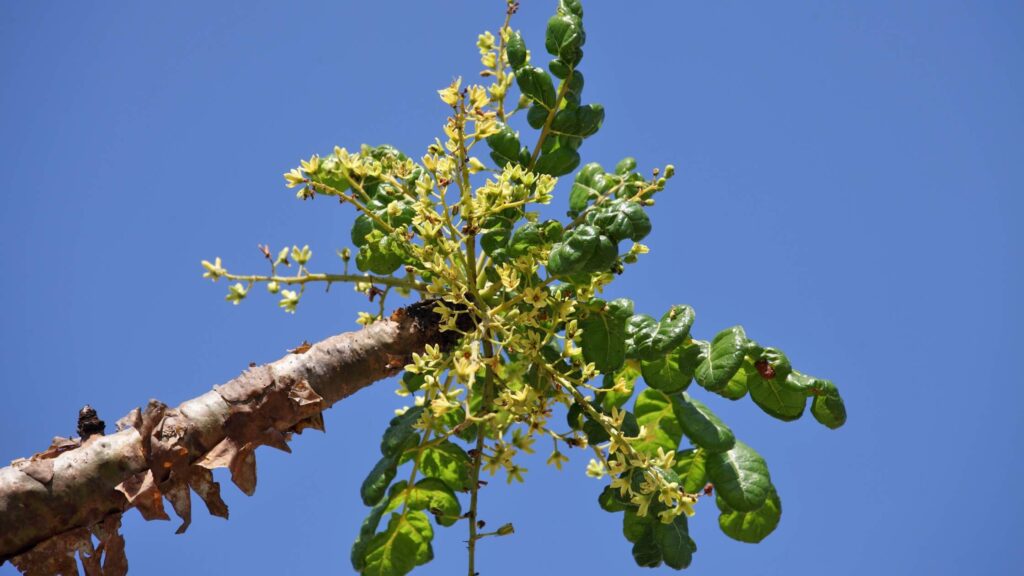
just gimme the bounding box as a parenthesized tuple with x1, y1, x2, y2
(0, 300, 454, 574)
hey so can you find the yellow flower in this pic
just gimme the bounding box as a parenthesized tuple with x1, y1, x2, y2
(468, 85, 489, 110)
(278, 290, 300, 314)
(521, 286, 548, 308)
(477, 30, 495, 52)
(468, 157, 487, 174)
(546, 450, 569, 470)
(283, 168, 306, 188)
(201, 257, 225, 280)
(438, 77, 462, 106)
(585, 458, 606, 479)
(299, 155, 320, 175)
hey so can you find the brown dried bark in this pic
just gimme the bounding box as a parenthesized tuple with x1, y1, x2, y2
(0, 301, 453, 574)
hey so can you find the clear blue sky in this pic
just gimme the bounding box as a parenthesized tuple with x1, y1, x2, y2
(1, 1, 1021, 574)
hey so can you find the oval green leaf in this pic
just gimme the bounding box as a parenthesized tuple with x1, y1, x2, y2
(706, 441, 771, 512)
(673, 393, 735, 453)
(717, 486, 782, 543)
(694, 326, 748, 392)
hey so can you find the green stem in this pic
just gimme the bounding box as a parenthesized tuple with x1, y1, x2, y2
(528, 70, 574, 168)
(221, 271, 425, 292)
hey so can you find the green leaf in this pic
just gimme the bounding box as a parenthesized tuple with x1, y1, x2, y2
(569, 162, 605, 213)
(694, 326, 748, 391)
(598, 484, 631, 513)
(507, 222, 542, 257)
(580, 298, 632, 374)
(362, 510, 434, 576)
(600, 362, 640, 410)
(585, 198, 651, 243)
(351, 492, 390, 571)
(380, 406, 424, 457)
(673, 393, 735, 453)
(505, 30, 527, 71)
(401, 372, 425, 394)
(356, 232, 406, 275)
(633, 389, 682, 455)
(783, 370, 820, 396)
(672, 448, 708, 494)
(416, 441, 473, 492)
(526, 104, 548, 129)
(515, 66, 556, 109)
(558, 0, 584, 18)
(615, 156, 637, 174)
(624, 314, 657, 359)
(545, 12, 585, 67)
(709, 353, 749, 400)
(551, 104, 604, 138)
(387, 478, 462, 527)
(361, 454, 399, 506)
(480, 213, 515, 255)
(811, 380, 847, 429)
(623, 509, 649, 543)
(717, 486, 782, 543)
(641, 339, 701, 394)
(547, 224, 617, 278)
(548, 58, 570, 79)
(651, 305, 696, 357)
(630, 519, 662, 568)
(747, 355, 807, 422)
(534, 145, 580, 177)
(351, 214, 375, 247)
(485, 124, 522, 168)
(706, 441, 772, 512)
(756, 347, 793, 381)
(656, 514, 696, 570)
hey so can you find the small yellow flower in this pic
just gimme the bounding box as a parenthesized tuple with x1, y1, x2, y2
(438, 77, 462, 106)
(585, 458, 606, 479)
(201, 257, 225, 281)
(467, 157, 487, 174)
(468, 85, 489, 110)
(521, 286, 548, 308)
(477, 30, 495, 52)
(283, 168, 306, 188)
(506, 464, 527, 484)
(299, 155, 320, 175)
(278, 290, 300, 314)
(546, 450, 569, 470)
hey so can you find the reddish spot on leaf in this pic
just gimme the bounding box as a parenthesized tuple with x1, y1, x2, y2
(755, 359, 776, 379)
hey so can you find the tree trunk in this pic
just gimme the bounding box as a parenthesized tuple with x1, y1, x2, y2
(0, 301, 450, 575)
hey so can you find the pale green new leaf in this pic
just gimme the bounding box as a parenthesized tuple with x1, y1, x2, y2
(633, 389, 682, 455)
(362, 511, 434, 576)
(416, 441, 472, 492)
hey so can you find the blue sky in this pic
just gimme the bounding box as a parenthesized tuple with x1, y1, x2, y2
(1, 1, 1021, 574)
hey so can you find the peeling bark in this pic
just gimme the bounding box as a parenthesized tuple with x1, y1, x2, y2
(0, 301, 454, 574)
